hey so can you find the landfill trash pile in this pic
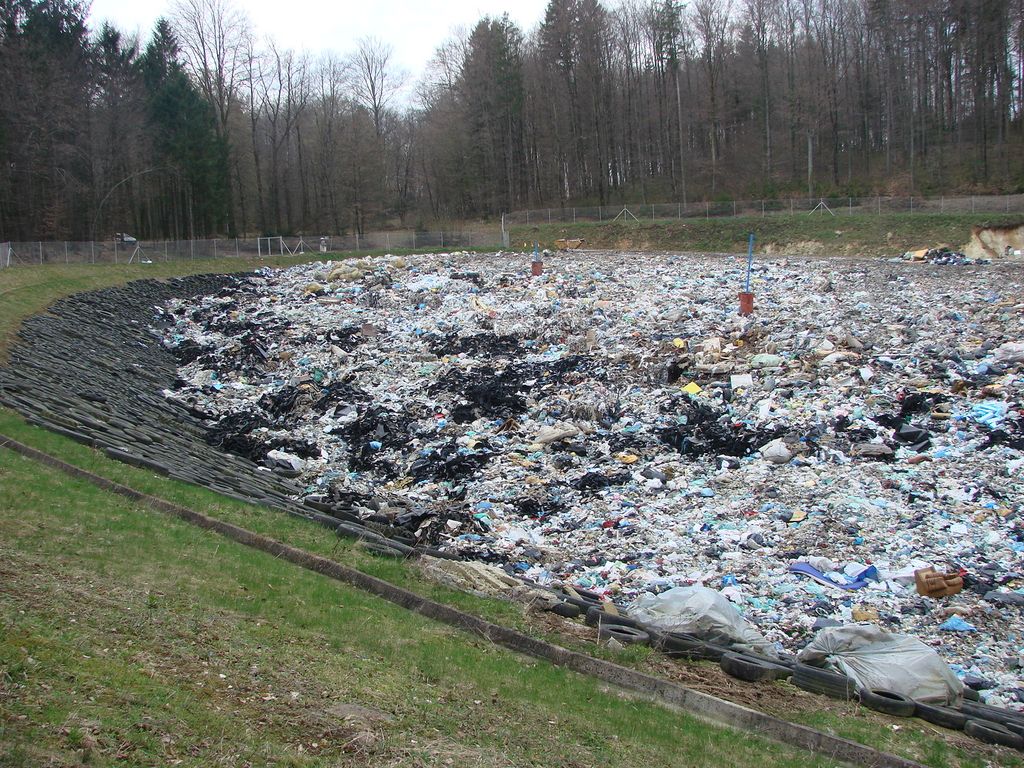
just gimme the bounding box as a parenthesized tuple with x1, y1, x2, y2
(899, 247, 990, 266)
(0, 276, 360, 536)
(156, 250, 1024, 706)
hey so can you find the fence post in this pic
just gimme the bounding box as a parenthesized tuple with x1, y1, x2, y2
(910, 197, 913, 214)
(64, 241, 68, 264)
(733, 200, 736, 216)
(440, 231, 444, 248)
(547, 208, 551, 224)
(972, 196, 975, 213)
(849, 197, 852, 215)
(678, 203, 681, 219)
(706, 202, 709, 219)
(213, 239, 217, 258)
(91, 241, 95, 264)
(235, 237, 239, 257)
(279, 237, 283, 256)
(38, 241, 42, 265)
(114, 239, 118, 263)
(762, 200, 765, 217)
(386, 232, 390, 249)
(877, 196, 880, 215)
(573, 207, 576, 224)
(355, 232, 359, 251)
(790, 198, 794, 214)
(527, 210, 530, 225)
(598, 206, 602, 222)
(165, 241, 168, 261)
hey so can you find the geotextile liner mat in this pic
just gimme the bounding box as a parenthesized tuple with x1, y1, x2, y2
(0, 274, 373, 536)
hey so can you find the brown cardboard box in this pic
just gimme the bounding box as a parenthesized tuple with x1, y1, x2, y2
(914, 567, 964, 598)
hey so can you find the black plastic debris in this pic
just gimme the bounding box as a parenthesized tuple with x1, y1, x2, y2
(570, 470, 632, 492)
(409, 442, 492, 483)
(657, 397, 783, 458)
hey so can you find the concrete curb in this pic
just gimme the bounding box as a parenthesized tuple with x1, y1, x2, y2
(0, 433, 927, 768)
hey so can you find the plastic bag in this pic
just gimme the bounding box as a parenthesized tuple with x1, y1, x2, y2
(629, 586, 778, 658)
(994, 341, 1024, 364)
(797, 624, 963, 705)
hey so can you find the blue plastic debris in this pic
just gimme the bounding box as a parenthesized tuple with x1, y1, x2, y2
(939, 617, 977, 632)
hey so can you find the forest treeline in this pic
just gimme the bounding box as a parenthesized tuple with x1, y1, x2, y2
(1, 0, 1021, 240)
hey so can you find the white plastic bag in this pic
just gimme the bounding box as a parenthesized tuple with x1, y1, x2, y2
(994, 341, 1024, 364)
(630, 586, 778, 658)
(797, 624, 963, 705)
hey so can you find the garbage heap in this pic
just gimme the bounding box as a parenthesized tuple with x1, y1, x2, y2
(159, 251, 1024, 705)
(899, 247, 988, 266)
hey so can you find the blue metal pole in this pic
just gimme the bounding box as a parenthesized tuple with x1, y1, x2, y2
(745, 233, 755, 292)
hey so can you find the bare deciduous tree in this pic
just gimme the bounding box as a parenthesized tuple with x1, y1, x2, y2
(350, 36, 406, 138)
(692, 0, 733, 193)
(173, 0, 251, 137)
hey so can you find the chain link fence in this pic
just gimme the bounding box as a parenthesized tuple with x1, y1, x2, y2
(0, 230, 504, 269)
(503, 194, 1024, 227)
(5, 196, 1022, 268)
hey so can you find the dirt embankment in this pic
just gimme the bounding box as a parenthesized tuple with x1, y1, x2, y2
(511, 213, 1024, 258)
(965, 223, 1024, 259)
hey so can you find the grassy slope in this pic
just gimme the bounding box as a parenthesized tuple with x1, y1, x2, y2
(509, 212, 1024, 257)
(0, 256, 1019, 766)
(0, 445, 829, 768)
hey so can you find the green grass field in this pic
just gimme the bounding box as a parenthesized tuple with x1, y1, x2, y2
(1, 252, 1020, 766)
(0, 432, 841, 768)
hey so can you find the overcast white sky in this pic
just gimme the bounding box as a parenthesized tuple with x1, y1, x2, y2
(87, 0, 549, 80)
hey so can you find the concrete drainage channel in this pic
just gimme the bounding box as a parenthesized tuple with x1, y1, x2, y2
(0, 434, 927, 768)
